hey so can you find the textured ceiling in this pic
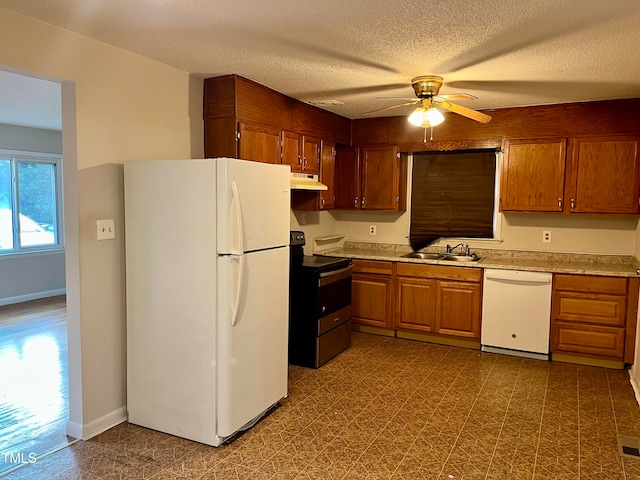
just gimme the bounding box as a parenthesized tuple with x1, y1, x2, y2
(1, 0, 640, 130)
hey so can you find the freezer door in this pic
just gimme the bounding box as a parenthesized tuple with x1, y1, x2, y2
(216, 246, 289, 438)
(216, 158, 290, 254)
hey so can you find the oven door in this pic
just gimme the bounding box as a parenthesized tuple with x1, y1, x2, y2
(317, 266, 353, 317)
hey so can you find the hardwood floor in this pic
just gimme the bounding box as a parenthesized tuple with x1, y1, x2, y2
(0, 296, 73, 476)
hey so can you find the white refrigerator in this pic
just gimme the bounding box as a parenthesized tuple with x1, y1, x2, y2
(124, 158, 290, 446)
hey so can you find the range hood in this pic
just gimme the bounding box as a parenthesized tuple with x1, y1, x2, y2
(290, 172, 328, 191)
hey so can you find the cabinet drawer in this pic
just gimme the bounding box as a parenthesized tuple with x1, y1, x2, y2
(553, 291, 626, 327)
(552, 322, 624, 358)
(554, 274, 627, 295)
(318, 306, 351, 336)
(352, 260, 393, 275)
(396, 263, 481, 282)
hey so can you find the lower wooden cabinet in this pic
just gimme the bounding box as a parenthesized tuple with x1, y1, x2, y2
(351, 260, 394, 328)
(395, 263, 481, 340)
(551, 274, 639, 362)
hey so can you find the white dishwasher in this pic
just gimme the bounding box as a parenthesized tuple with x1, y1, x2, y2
(481, 269, 552, 360)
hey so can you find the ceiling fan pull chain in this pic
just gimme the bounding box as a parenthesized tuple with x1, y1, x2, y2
(430, 126, 434, 141)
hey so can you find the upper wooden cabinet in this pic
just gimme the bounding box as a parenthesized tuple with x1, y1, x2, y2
(334, 145, 407, 211)
(238, 122, 282, 164)
(302, 135, 320, 174)
(281, 130, 301, 170)
(290, 140, 336, 211)
(204, 75, 351, 160)
(319, 141, 336, 210)
(500, 138, 566, 212)
(566, 136, 640, 214)
(501, 136, 640, 214)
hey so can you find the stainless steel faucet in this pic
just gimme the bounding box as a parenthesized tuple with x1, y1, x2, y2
(446, 243, 468, 254)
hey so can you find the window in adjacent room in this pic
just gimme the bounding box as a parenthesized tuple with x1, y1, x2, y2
(409, 149, 498, 250)
(0, 150, 63, 253)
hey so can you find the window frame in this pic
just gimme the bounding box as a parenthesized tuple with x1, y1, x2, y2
(407, 151, 503, 246)
(0, 148, 64, 256)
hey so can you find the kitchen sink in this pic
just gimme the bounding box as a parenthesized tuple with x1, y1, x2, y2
(441, 254, 481, 262)
(401, 252, 445, 260)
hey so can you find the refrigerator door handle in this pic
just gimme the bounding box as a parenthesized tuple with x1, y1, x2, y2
(231, 254, 245, 327)
(231, 181, 244, 254)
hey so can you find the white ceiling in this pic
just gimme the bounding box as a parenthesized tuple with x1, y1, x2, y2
(2, 0, 640, 131)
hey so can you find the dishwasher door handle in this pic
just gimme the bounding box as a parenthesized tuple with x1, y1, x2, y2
(484, 270, 551, 285)
(485, 276, 550, 286)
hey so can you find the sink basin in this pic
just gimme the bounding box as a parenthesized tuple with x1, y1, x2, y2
(441, 254, 481, 262)
(402, 252, 445, 260)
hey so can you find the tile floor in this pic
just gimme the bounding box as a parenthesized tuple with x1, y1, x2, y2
(4, 331, 640, 479)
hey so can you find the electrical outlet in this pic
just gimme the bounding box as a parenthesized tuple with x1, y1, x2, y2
(96, 219, 115, 240)
(369, 225, 377, 236)
(300, 213, 307, 225)
(542, 230, 551, 243)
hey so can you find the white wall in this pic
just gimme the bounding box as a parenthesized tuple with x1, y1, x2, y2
(0, 8, 202, 439)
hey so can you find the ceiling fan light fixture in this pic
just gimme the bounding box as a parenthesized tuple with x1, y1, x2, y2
(408, 106, 444, 127)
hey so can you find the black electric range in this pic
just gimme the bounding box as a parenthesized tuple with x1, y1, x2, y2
(288, 231, 352, 368)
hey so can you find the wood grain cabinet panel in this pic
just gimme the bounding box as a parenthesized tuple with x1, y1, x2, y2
(500, 138, 567, 212)
(334, 145, 406, 211)
(553, 292, 625, 327)
(282, 130, 301, 171)
(437, 281, 481, 339)
(351, 260, 394, 328)
(395, 278, 437, 332)
(319, 141, 335, 210)
(351, 273, 393, 328)
(302, 135, 320, 174)
(552, 322, 625, 358)
(551, 273, 633, 361)
(394, 263, 481, 340)
(566, 136, 640, 214)
(501, 136, 640, 215)
(238, 122, 282, 164)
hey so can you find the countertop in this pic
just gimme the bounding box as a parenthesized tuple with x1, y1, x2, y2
(320, 242, 640, 278)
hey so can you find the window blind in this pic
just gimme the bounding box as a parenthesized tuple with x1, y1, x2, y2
(410, 150, 497, 250)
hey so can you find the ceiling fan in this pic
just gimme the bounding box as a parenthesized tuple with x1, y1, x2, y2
(363, 76, 492, 137)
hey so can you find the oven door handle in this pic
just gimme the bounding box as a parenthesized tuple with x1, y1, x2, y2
(319, 265, 353, 278)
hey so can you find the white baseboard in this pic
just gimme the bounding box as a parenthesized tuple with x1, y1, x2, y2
(0, 288, 66, 306)
(66, 407, 127, 441)
(629, 370, 640, 408)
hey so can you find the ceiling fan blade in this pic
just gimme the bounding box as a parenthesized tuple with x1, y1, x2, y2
(436, 101, 492, 123)
(434, 93, 478, 102)
(362, 100, 419, 115)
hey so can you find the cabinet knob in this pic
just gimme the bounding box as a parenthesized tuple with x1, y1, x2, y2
(558, 198, 562, 209)
(354, 196, 358, 207)
(321, 306, 326, 313)
(362, 197, 365, 207)
(570, 198, 575, 209)
(321, 196, 325, 208)
(297, 155, 301, 166)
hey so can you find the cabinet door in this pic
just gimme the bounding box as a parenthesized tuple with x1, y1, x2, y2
(566, 136, 640, 214)
(334, 146, 361, 209)
(351, 274, 392, 328)
(282, 130, 301, 172)
(302, 135, 320, 174)
(238, 122, 281, 164)
(395, 278, 437, 333)
(436, 281, 480, 339)
(319, 141, 335, 210)
(551, 322, 625, 358)
(500, 138, 566, 212)
(361, 145, 400, 210)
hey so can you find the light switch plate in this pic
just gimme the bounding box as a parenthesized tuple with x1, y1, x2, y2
(97, 219, 115, 240)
